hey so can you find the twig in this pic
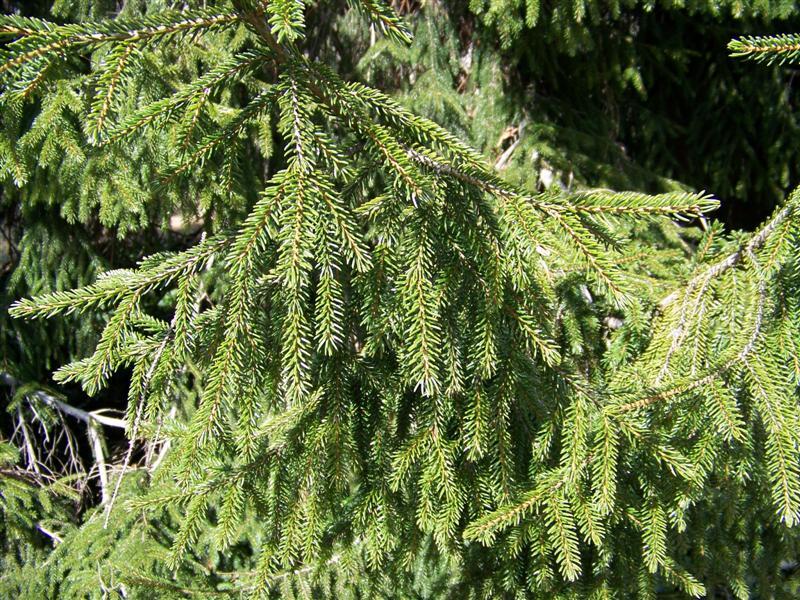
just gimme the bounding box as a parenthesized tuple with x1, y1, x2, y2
(494, 119, 526, 170)
(658, 202, 794, 310)
(1, 372, 127, 429)
(88, 422, 110, 504)
(37, 523, 64, 545)
(17, 407, 42, 474)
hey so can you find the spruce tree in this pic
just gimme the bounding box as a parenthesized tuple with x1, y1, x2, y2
(3, 1, 800, 598)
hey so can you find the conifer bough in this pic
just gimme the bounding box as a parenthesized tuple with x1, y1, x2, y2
(4, 2, 800, 597)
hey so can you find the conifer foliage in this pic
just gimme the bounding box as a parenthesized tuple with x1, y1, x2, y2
(3, 1, 800, 597)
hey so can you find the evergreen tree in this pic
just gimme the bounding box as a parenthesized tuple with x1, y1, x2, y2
(3, 1, 800, 598)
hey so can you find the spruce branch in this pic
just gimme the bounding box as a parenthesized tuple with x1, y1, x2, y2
(9, 235, 231, 319)
(103, 50, 272, 145)
(729, 34, 800, 65)
(658, 198, 797, 311)
(0, 10, 240, 77)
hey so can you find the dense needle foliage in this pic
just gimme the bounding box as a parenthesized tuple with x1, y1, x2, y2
(3, 1, 800, 598)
